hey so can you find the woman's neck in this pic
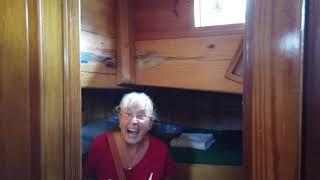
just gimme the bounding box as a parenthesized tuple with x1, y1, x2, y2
(116, 132, 147, 153)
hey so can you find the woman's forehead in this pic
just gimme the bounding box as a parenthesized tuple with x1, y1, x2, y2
(123, 106, 146, 113)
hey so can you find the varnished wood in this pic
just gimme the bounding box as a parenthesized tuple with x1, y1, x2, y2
(243, 0, 304, 179)
(80, 30, 117, 75)
(116, 0, 136, 85)
(136, 35, 243, 62)
(80, 0, 118, 89)
(0, 0, 32, 179)
(81, 0, 117, 37)
(136, 59, 242, 93)
(134, 0, 244, 40)
(41, 0, 65, 178)
(135, 35, 243, 93)
(173, 164, 245, 180)
(63, 0, 81, 179)
(225, 39, 244, 83)
(28, 0, 42, 179)
(81, 72, 120, 89)
(303, 0, 320, 179)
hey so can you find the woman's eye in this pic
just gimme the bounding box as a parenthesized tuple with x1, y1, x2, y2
(126, 112, 133, 117)
(136, 114, 145, 119)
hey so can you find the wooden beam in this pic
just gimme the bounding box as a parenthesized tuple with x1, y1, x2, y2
(116, 0, 136, 85)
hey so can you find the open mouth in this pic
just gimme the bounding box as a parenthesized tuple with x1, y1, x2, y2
(127, 128, 139, 137)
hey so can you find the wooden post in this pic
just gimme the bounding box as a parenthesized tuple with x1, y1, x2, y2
(243, 0, 304, 179)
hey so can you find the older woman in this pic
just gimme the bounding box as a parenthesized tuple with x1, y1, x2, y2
(84, 92, 175, 180)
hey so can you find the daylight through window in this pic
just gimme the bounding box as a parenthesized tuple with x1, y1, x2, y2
(194, 0, 246, 27)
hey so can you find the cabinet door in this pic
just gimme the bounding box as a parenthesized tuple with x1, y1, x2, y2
(133, 0, 244, 94)
(135, 35, 244, 93)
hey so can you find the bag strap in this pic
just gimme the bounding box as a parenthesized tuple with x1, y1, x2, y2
(107, 133, 126, 180)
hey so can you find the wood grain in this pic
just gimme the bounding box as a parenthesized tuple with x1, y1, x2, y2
(116, 0, 136, 84)
(136, 35, 243, 62)
(303, 0, 320, 179)
(80, 30, 117, 75)
(136, 59, 242, 93)
(63, 0, 81, 179)
(135, 35, 243, 93)
(81, 0, 117, 37)
(80, 0, 118, 88)
(243, 0, 304, 179)
(41, 0, 65, 179)
(81, 72, 120, 89)
(28, 0, 41, 179)
(134, 0, 244, 40)
(0, 0, 31, 179)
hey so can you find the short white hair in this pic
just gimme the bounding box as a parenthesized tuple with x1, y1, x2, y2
(118, 92, 156, 120)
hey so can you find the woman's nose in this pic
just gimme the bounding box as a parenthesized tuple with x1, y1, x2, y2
(130, 116, 139, 124)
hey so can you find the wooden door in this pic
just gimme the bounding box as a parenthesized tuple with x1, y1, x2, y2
(0, 0, 81, 179)
(243, 0, 304, 179)
(0, 0, 38, 179)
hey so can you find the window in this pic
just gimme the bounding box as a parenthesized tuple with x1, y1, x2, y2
(194, 0, 246, 27)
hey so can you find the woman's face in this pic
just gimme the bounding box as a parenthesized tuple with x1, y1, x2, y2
(119, 107, 153, 145)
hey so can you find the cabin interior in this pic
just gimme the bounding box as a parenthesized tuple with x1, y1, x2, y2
(3, 0, 316, 179)
(80, 0, 245, 179)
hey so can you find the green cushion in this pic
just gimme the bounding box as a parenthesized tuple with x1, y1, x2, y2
(168, 130, 242, 166)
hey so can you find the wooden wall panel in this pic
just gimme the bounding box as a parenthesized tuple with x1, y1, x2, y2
(80, 31, 117, 75)
(80, 0, 119, 88)
(81, 72, 118, 89)
(134, 0, 244, 40)
(243, 0, 304, 179)
(135, 35, 243, 93)
(303, 0, 320, 179)
(136, 59, 242, 93)
(81, 0, 117, 37)
(136, 35, 242, 61)
(0, 1, 32, 179)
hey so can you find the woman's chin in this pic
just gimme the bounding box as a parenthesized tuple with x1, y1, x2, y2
(124, 133, 142, 145)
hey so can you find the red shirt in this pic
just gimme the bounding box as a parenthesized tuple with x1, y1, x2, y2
(84, 133, 175, 180)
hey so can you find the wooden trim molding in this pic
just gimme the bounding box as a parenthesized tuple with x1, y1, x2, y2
(243, 0, 304, 179)
(63, 0, 81, 179)
(225, 38, 244, 83)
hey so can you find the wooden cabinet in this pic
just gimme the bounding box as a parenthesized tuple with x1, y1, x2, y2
(80, 0, 244, 94)
(135, 35, 243, 93)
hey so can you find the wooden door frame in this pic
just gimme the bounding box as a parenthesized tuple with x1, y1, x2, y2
(63, 0, 81, 179)
(243, 0, 304, 179)
(63, 0, 305, 180)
